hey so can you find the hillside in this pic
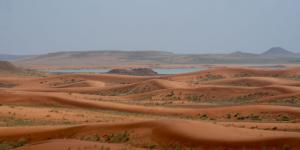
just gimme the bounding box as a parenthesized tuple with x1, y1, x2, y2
(14, 47, 300, 69)
(261, 47, 295, 57)
(0, 60, 22, 73)
(0, 54, 31, 61)
(15, 50, 176, 69)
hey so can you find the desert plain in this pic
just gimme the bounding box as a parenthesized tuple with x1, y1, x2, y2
(0, 66, 300, 150)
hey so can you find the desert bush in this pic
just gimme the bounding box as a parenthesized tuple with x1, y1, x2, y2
(104, 131, 130, 143)
(0, 138, 28, 150)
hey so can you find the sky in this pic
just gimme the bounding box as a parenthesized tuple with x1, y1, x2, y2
(0, 0, 300, 55)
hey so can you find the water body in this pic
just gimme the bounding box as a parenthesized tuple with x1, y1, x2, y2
(47, 68, 206, 75)
(46, 65, 284, 75)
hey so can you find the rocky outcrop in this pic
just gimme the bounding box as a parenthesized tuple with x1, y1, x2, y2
(107, 68, 158, 76)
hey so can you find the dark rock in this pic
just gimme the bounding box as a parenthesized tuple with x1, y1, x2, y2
(107, 68, 158, 76)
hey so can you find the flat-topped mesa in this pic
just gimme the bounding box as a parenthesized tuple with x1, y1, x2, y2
(107, 68, 158, 76)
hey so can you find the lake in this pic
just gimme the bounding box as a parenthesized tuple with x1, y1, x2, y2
(47, 68, 207, 75)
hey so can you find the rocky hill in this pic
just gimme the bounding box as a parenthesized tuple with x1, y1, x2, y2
(0, 61, 22, 73)
(14, 47, 300, 69)
(261, 47, 295, 57)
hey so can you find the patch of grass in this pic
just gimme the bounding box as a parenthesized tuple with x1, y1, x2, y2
(2, 117, 33, 126)
(104, 131, 130, 143)
(237, 116, 245, 120)
(226, 114, 231, 119)
(198, 114, 208, 120)
(83, 134, 101, 142)
(0, 83, 16, 88)
(166, 91, 180, 100)
(146, 144, 156, 150)
(0, 143, 13, 150)
(0, 116, 75, 127)
(284, 75, 300, 81)
(268, 96, 300, 105)
(172, 145, 194, 150)
(249, 114, 261, 121)
(276, 115, 290, 122)
(234, 73, 253, 78)
(82, 131, 130, 144)
(234, 113, 240, 118)
(186, 95, 203, 102)
(284, 144, 290, 150)
(0, 138, 28, 150)
(231, 113, 262, 121)
(200, 74, 224, 81)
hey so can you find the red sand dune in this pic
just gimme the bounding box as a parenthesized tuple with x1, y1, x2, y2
(1, 66, 300, 149)
(1, 120, 300, 149)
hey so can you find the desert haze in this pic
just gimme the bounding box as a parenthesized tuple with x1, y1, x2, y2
(1, 0, 300, 149)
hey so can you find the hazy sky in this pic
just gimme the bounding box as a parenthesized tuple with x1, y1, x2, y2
(0, 0, 299, 55)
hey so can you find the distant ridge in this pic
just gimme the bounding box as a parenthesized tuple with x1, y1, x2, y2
(14, 47, 300, 69)
(261, 47, 294, 57)
(228, 51, 257, 57)
(0, 54, 31, 61)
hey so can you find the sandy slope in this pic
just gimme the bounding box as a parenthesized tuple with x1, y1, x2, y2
(1, 91, 300, 124)
(203, 76, 300, 87)
(14, 139, 142, 150)
(1, 66, 300, 149)
(1, 120, 300, 149)
(164, 67, 300, 81)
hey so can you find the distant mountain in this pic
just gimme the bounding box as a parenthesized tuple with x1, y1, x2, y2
(0, 54, 32, 61)
(228, 51, 257, 57)
(14, 47, 300, 69)
(15, 50, 176, 68)
(261, 47, 295, 57)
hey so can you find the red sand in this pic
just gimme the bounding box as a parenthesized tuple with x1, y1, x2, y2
(0, 67, 300, 149)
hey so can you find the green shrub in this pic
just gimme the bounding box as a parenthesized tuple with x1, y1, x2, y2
(105, 131, 130, 143)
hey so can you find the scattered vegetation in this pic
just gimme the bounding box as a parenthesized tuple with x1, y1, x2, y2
(283, 144, 290, 150)
(277, 75, 300, 81)
(266, 96, 300, 105)
(186, 95, 203, 102)
(146, 144, 156, 150)
(0, 138, 28, 150)
(82, 134, 102, 142)
(104, 131, 130, 143)
(198, 114, 209, 120)
(82, 131, 130, 144)
(0, 83, 16, 88)
(229, 92, 274, 104)
(0, 116, 75, 127)
(173, 146, 193, 150)
(225, 113, 262, 121)
(276, 115, 290, 122)
(165, 91, 181, 100)
(234, 73, 253, 78)
(200, 74, 224, 81)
